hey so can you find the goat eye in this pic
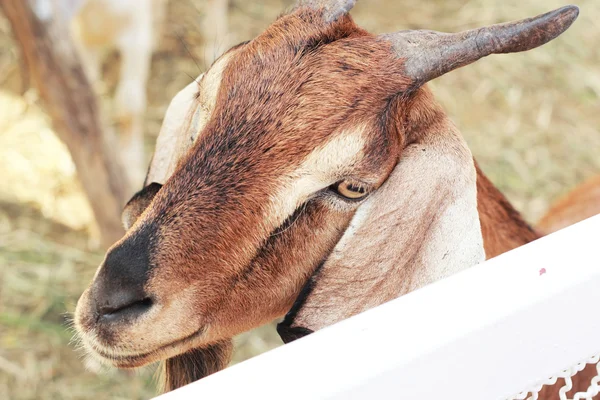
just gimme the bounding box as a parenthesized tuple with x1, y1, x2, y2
(332, 181, 369, 200)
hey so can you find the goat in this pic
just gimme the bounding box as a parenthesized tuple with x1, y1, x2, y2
(536, 175, 600, 235)
(73, 1, 591, 395)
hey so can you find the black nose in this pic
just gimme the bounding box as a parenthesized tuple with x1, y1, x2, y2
(91, 228, 154, 323)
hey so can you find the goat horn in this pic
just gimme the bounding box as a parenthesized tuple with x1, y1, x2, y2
(292, 0, 357, 22)
(380, 5, 579, 85)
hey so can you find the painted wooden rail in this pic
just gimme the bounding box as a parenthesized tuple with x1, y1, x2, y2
(155, 214, 600, 400)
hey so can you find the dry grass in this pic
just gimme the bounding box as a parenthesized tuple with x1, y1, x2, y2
(0, 0, 598, 399)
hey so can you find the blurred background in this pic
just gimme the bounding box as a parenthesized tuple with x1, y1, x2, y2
(0, 0, 598, 398)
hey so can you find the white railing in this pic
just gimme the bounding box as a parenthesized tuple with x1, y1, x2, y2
(155, 215, 600, 400)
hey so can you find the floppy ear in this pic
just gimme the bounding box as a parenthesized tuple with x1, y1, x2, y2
(121, 182, 163, 230)
(145, 75, 206, 186)
(121, 74, 209, 231)
(278, 90, 485, 342)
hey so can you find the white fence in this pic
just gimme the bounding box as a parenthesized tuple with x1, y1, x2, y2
(155, 215, 600, 400)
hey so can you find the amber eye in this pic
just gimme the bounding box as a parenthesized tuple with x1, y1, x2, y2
(332, 181, 369, 200)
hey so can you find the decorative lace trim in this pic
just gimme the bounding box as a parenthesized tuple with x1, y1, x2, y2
(507, 354, 600, 400)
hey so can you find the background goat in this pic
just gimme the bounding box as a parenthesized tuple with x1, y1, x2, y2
(72, 0, 595, 396)
(32, 0, 229, 188)
(537, 174, 600, 234)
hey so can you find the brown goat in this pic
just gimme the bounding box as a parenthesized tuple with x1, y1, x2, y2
(537, 175, 600, 235)
(74, 1, 594, 396)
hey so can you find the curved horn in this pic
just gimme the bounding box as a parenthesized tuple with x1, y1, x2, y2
(292, 0, 357, 22)
(380, 5, 579, 84)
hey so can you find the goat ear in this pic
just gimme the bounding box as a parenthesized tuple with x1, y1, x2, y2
(278, 96, 485, 342)
(160, 340, 233, 392)
(145, 76, 205, 186)
(121, 182, 163, 231)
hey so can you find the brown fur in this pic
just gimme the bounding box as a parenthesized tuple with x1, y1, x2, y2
(537, 365, 599, 400)
(72, 3, 591, 397)
(475, 162, 541, 258)
(537, 175, 600, 235)
(160, 340, 232, 393)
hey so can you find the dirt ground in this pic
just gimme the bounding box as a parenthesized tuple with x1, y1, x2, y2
(0, 0, 598, 399)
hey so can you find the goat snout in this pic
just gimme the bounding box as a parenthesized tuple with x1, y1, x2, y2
(93, 288, 153, 323)
(91, 227, 155, 323)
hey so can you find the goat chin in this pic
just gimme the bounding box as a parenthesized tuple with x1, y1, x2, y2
(160, 341, 233, 393)
(77, 332, 232, 392)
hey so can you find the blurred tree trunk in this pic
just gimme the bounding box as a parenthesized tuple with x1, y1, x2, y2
(0, 0, 131, 248)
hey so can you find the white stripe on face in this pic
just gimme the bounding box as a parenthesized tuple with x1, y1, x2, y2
(268, 126, 367, 227)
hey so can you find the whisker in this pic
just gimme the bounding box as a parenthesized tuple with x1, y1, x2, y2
(175, 30, 204, 77)
(184, 71, 201, 85)
(270, 203, 308, 238)
(189, 2, 209, 70)
(212, 31, 225, 64)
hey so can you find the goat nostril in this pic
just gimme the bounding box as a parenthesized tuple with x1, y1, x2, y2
(98, 297, 153, 322)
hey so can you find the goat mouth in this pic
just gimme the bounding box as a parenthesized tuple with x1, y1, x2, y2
(277, 259, 326, 343)
(86, 327, 206, 368)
